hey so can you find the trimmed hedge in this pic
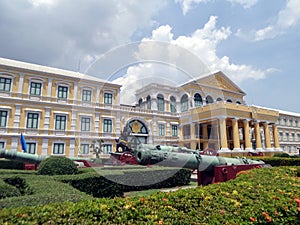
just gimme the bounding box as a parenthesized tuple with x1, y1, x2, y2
(58, 167, 191, 197)
(251, 157, 300, 166)
(0, 174, 92, 209)
(0, 166, 299, 224)
(37, 156, 78, 175)
(0, 159, 24, 170)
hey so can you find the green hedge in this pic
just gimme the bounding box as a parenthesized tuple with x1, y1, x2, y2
(58, 167, 191, 197)
(0, 166, 299, 224)
(0, 173, 92, 209)
(0, 160, 24, 170)
(251, 157, 300, 166)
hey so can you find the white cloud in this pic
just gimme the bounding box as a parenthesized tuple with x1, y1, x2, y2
(252, 0, 300, 41)
(175, 0, 257, 15)
(0, 0, 167, 71)
(112, 16, 272, 104)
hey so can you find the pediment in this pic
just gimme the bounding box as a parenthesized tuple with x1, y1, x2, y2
(195, 71, 246, 95)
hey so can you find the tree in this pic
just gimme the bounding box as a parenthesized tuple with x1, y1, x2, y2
(90, 139, 104, 159)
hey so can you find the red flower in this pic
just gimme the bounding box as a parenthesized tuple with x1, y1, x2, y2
(220, 209, 225, 214)
(162, 198, 168, 202)
(297, 207, 300, 212)
(295, 198, 300, 206)
(158, 220, 163, 224)
(249, 217, 256, 222)
(141, 197, 145, 203)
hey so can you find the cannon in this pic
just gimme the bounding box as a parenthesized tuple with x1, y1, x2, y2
(133, 144, 267, 185)
(0, 149, 101, 169)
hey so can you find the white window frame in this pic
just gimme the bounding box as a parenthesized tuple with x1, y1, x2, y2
(26, 112, 40, 129)
(171, 124, 178, 137)
(80, 116, 91, 132)
(79, 143, 90, 155)
(102, 143, 112, 154)
(82, 88, 93, 102)
(52, 142, 65, 155)
(55, 114, 67, 131)
(56, 82, 70, 100)
(0, 74, 14, 93)
(104, 91, 113, 104)
(0, 110, 8, 128)
(103, 118, 112, 133)
(158, 124, 165, 136)
(26, 142, 37, 154)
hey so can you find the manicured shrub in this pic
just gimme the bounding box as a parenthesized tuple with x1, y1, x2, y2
(0, 180, 20, 199)
(0, 160, 24, 170)
(37, 156, 78, 175)
(274, 153, 291, 158)
(3, 176, 33, 195)
(251, 156, 300, 166)
(0, 167, 299, 224)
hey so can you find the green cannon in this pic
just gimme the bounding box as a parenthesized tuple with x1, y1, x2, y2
(134, 144, 265, 171)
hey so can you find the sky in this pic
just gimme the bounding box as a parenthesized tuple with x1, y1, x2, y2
(0, 0, 300, 112)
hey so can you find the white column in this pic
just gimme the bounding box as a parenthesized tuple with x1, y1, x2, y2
(44, 107, 51, 134)
(47, 78, 52, 101)
(74, 83, 78, 102)
(69, 139, 75, 157)
(42, 139, 49, 156)
(18, 73, 24, 98)
(14, 104, 21, 133)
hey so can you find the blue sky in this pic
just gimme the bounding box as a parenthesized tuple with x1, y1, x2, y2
(0, 0, 300, 112)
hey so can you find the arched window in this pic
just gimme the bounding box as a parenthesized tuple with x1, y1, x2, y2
(194, 93, 203, 107)
(170, 96, 177, 113)
(226, 99, 232, 103)
(157, 94, 164, 112)
(216, 97, 223, 102)
(236, 101, 241, 104)
(206, 95, 213, 104)
(181, 94, 189, 112)
(138, 98, 143, 107)
(146, 95, 151, 110)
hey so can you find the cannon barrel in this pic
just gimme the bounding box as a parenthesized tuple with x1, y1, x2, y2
(0, 149, 47, 164)
(134, 146, 265, 171)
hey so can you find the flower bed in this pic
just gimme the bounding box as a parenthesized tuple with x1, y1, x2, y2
(0, 166, 299, 224)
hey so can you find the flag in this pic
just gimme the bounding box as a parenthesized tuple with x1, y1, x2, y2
(20, 133, 27, 153)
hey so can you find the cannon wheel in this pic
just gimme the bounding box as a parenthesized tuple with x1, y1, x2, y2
(119, 152, 138, 165)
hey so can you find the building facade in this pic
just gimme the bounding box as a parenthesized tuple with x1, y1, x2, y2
(0, 57, 299, 158)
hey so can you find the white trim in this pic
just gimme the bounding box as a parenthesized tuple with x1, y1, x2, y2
(52, 141, 66, 156)
(0, 106, 12, 110)
(24, 108, 43, 112)
(53, 111, 69, 115)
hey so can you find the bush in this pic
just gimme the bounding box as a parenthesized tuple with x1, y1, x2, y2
(0, 160, 24, 170)
(0, 180, 20, 199)
(274, 153, 291, 158)
(3, 176, 33, 195)
(0, 167, 299, 224)
(37, 156, 78, 175)
(250, 156, 300, 166)
(0, 173, 91, 209)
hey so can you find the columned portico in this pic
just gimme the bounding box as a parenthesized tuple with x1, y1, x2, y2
(263, 122, 272, 150)
(243, 119, 252, 150)
(232, 118, 241, 151)
(272, 124, 280, 150)
(254, 121, 262, 150)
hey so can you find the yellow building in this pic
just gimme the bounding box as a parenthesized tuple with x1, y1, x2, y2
(0, 57, 298, 158)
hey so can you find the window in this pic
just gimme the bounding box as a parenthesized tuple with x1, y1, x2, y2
(81, 117, 91, 131)
(103, 119, 112, 133)
(157, 94, 164, 111)
(298, 134, 300, 141)
(138, 98, 143, 107)
(292, 133, 295, 141)
(277, 117, 281, 125)
(146, 95, 151, 110)
(159, 124, 165, 136)
(80, 144, 90, 155)
(279, 132, 283, 141)
(30, 82, 42, 96)
(206, 95, 214, 104)
(290, 119, 293, 127)
(0, 141, 5, 149)
(194, 93, 203, 107)
(102, 144, 112, 154)
(27, 143, 36, 154)
(170, 96, 176, 112)
(82, 90, 92, 102)
(0, 77, 12, 92)
(181, 94, 189, 112)
(57, 86, 68, 99)
(183, 124, 191, 139)
(284, 118, 287, 126)
(53, 143, 64, 154)
(296, 120, 298, 127)
(26, 113, 39, 129)
(104, 93, 113, 104)
(172, 125, 178, 137)
(286, 133, 289, 141)
(0, 111, 8, 127)
(55, 115, 66, 130)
